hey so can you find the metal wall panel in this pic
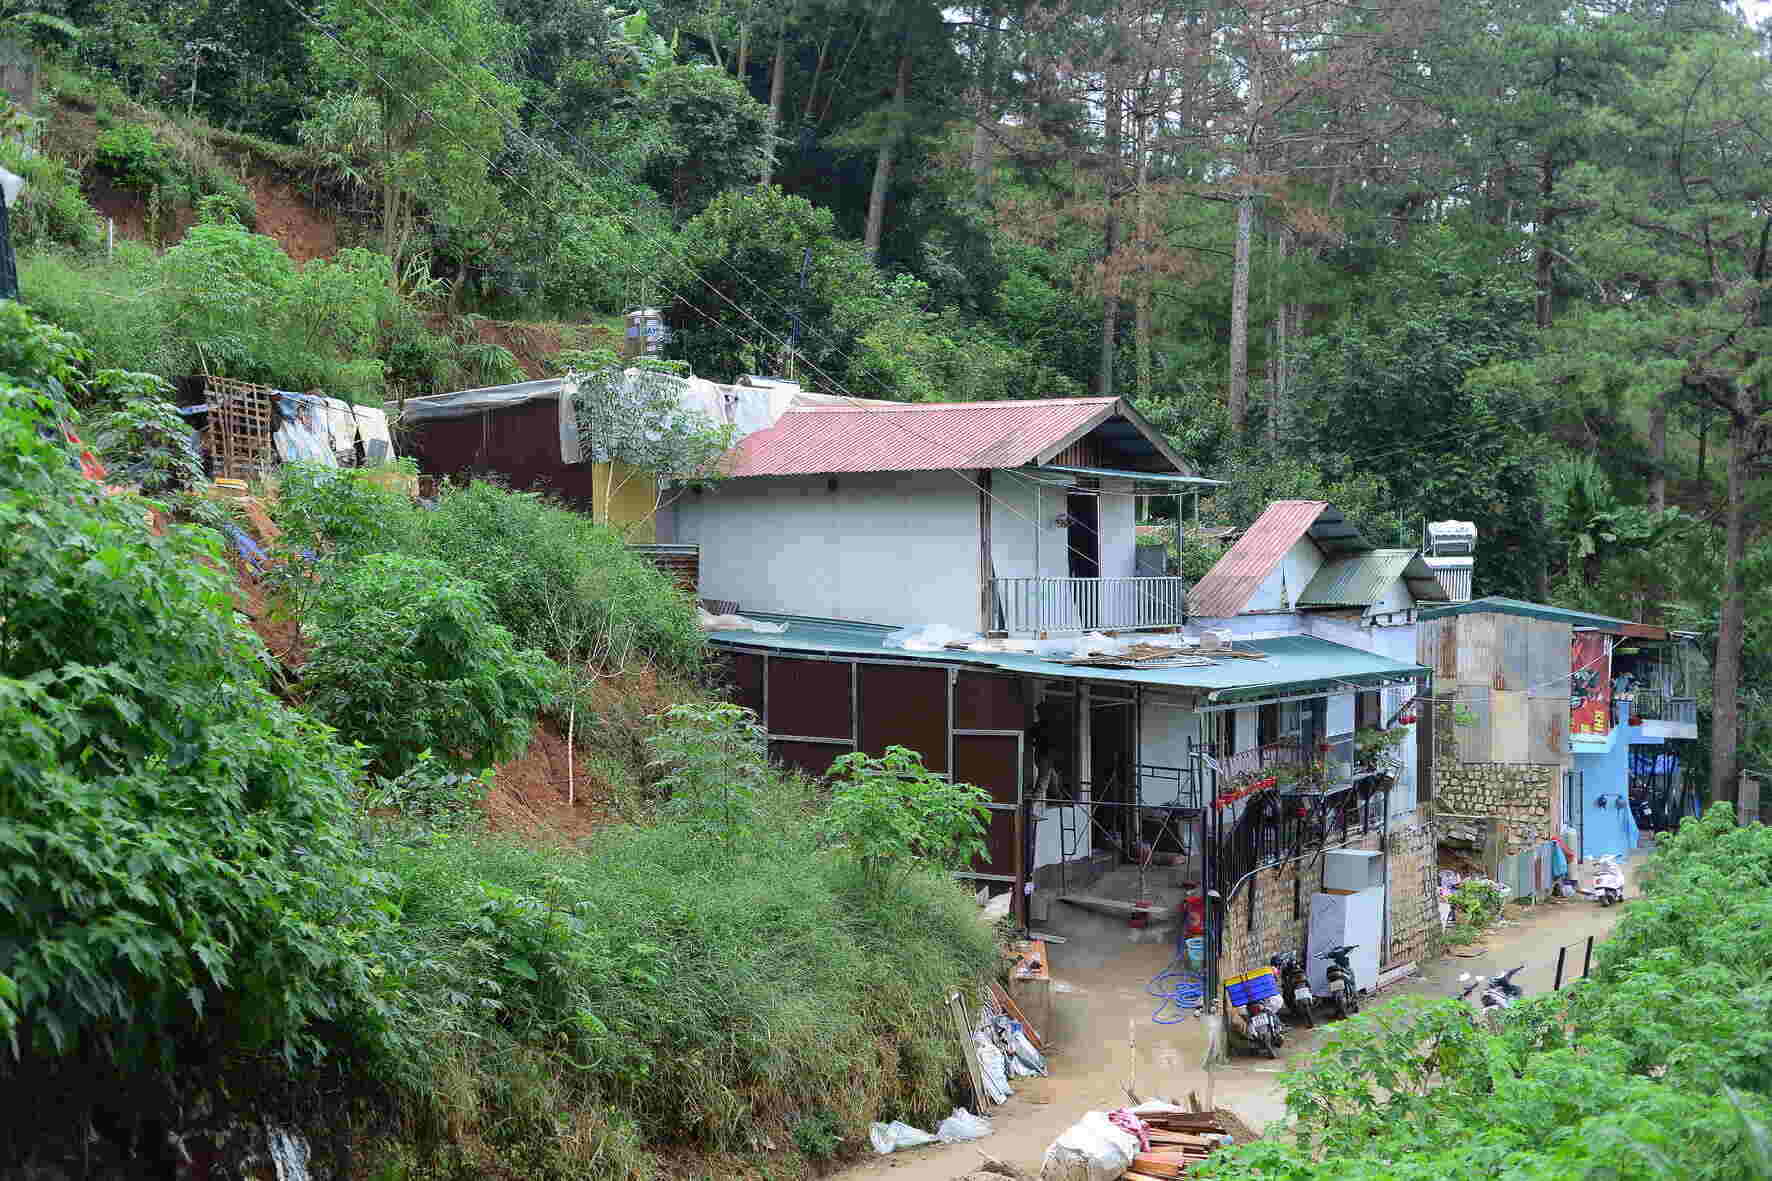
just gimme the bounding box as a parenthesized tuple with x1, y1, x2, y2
(1457, 615, 1497, 686)
(727, 652, 765, 717)
(858, 663, 950, 771)
(767, 657, 853, 739)
(1458, 686, 1492, 764)
(954, 733, 1023, 880)
(1499, 616, 1529, 692)
(1528, 697, 1567, 766)
(954, 671, 1030, 732)
(769, 740, 846, 779)
(1491, 689, 1528, 763)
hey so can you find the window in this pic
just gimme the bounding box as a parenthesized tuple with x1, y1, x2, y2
(1258, 703, 1280, 747)
(1356, 691, 1381, 732)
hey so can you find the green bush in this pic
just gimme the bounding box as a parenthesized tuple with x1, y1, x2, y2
(645, 702, 769, 840)
(89, 375, 204, 492)
(366, 782, 997, 1176)
(416, 480, 706, 676)
(301, 554, 558, 775)
(0, 143, 100, 253)
(93, 122, 172, 192)
(0, 302, 378, 1072)
(823, 746, 992, 895)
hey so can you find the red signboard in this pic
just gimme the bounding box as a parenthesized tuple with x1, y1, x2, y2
(1570, 632, 1611, 737)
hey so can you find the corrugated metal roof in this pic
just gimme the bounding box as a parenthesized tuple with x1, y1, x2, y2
(723, 397, 1159, 477)
(1297, 549, 1449, 609)
(706, 615, 1428, 702)
(1417, 595, 1665, 639)
(1188, 500, 1372, 618)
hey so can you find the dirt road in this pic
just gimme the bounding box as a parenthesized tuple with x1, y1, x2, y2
(839, 873, 1629, 1181)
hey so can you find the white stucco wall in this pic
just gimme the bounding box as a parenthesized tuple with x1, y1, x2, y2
(988, 472, 1071, 580)
(1140, 693, 1199, 777)
(1280, 537, 1326, 610)
(1368, 575, 1412, 617)
(1099, 478, 1138, 578)
(674, 470, 982, 628)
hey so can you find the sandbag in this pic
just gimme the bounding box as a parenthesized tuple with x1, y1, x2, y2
(937, 1108, 993, 1143)
(1038, 1110, 1140, 1181)
(869, 1120, 937, 1155)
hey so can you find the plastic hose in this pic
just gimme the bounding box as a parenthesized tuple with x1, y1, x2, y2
(1148, 955, 1204, 1024)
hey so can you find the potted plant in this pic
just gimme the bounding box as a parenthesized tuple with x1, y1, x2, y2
(1352, 726, 1408, 789)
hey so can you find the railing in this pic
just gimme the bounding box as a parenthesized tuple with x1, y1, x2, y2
(990, 575, 1188, 633)
(1622, 690, 1698, 726)
(1216, 739, 1304, 781)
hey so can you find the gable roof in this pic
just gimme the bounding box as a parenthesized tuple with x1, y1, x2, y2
(1187, 501, 1372, 618)
(721, 396, 1191, 477)
(1417, 595, 1668, 639)
(1297, 549, 1450, 610)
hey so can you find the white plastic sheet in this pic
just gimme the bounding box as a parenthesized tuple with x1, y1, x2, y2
(974, 1035, 1013, 1105)
(1038, 1111, 1141, 1181)
(869, 1121, 938, 1155)
(937, 1108, 992, 1143)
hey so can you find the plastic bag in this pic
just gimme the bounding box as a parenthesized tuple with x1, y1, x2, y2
(937, 1108, 992, 1143)
(1038, 1111, 1140, 1181)
(974, 1034, 1013, 1104)
(885, 623, 978, 651)
(869, 1120, 938, 1155)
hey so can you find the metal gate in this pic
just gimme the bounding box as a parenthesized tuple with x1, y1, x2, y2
(1563, 769, 1584, 863)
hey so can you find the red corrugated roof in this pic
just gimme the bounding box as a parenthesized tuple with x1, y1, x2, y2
(723, 397, 1122, 477)
(1187, 500, 1331, 619)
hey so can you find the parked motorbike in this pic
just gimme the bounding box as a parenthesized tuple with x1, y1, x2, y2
(1458, 964, 1525, 1029)
(1244, 995, 1286, 1059)
(1582, 855, 1625, 907)
(1315, 944, 1361, 1019)
(1270, 953, 1316, 1027)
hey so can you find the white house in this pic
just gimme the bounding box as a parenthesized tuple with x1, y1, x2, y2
(671, 395, 1216, 633)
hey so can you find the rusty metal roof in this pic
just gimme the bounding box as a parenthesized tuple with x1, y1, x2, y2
(1188, 501, 1373, 619)
(1296, 549, 1450, 609)
(722, 397, 1191, 477)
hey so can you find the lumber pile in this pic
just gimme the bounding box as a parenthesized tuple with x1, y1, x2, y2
(1122, 1110, 1236, 1178)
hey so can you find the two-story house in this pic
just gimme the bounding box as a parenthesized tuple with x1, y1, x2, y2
(684, 399, 1440, 984)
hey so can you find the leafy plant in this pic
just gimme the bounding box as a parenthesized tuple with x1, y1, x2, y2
(822, 746, 990, 895)
(92, 122, 172, 192)
(300, 553, 559, 774)
(363, 751, 490, 829)
(645, 702, 768, 841)
(89, 375, 204, 492)
(1447, 878, 1505, 934)
(1352, 726, 1408, 777)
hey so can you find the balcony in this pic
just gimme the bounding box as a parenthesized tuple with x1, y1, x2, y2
(1623, 689, 1699, 740)
(991, 575, 1189, 633)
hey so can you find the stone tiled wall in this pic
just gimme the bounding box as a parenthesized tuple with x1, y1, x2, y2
(1219, 856, 1322, 983)
(1433, 763, 1558, 856)
(1381, 809, 1442, 965)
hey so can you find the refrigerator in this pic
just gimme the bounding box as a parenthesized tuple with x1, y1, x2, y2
(1306, 886, 1384, 997)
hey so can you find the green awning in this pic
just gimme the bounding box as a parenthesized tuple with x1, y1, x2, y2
(1037, 464, 1225, 488)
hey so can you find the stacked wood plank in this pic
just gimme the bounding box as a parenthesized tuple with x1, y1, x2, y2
(1122, 1110, 1235, 1178)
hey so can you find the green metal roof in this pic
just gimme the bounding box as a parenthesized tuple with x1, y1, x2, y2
(1416, 595, 1638, 630)
(706, 616, 1428, 704)
(1038, 464, 1225, 488)
(1297, 549, 1450, 609)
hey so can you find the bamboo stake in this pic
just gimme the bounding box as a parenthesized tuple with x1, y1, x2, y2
(566, 701, 576, 806)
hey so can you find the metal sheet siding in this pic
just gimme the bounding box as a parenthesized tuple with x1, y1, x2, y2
(858, 663, 950, 771)
(1418, 596, 1660, 637)
(1295, 549, 1415, 608)
(1187, 500, 1330, 618)
(766, 657, 852, 739)
(724, 398, 1118, 477)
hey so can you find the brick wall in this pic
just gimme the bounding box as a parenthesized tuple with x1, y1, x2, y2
(1219, 856, 1322, 981)
(1433, 763, 1558, 857)
(1379, 808, 1441, 966)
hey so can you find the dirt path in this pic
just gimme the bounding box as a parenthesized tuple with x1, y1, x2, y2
(840, 863, 1632, 1181)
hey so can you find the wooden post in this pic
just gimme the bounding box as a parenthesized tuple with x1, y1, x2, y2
(1739, 771, 1761, 825)
(1553, 944, 1566, 991)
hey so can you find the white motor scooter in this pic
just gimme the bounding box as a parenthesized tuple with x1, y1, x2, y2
(1581, 855, 1625, 907)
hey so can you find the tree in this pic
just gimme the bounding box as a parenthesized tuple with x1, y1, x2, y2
(302, 0, 521, 269)
(1481, 20, 1772, 812)
(638, 63, 771, 219)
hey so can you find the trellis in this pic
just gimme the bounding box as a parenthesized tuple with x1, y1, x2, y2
(201, 377, 278, 481)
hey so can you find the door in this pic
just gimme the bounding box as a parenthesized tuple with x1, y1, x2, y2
(954, 731, 1024, 887)
(1563, 770, 1584, 862)
(1067, 491, 1100, 629)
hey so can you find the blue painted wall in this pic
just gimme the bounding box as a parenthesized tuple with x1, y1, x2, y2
(1572, 720, 1668, 861)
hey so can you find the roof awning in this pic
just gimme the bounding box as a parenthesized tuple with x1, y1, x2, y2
(1037, 464, 1224, 489)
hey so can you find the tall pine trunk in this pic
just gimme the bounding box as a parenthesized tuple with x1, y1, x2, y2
(970, 5, 1000, 208)
(1711, 392, 1750, 814)
(1134, 128, 1153, 402)
(1099, 73, 1122, 396)
(1535, 150, 1555, 329)
(865, 48, 909, 261)
(1649, 392, 1668, 511)
(760, 5, 792, 187)
(1228, 48, 1260, 434)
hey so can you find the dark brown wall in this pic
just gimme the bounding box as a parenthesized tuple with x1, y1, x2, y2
(766, 657, 852, 739)
(406, 400, 599, 507)
(858, 664, 949, 772)
(955, 671, 1029, 731)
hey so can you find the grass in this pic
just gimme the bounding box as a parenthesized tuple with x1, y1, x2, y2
(360, 789, 997, 1178)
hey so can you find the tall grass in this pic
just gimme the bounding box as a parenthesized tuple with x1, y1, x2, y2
(363, 783, 996, 1177)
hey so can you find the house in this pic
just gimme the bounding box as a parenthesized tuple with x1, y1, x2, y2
(1185, 499, 1452, 819)
(671, 396, 1218, 634)
(1417, 595, 1704, 893)
(703, 612, 1440, 981)
(400, 377, 659, 530)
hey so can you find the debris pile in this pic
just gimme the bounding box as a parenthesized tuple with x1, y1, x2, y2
(1039, 1103, 1247, 1181)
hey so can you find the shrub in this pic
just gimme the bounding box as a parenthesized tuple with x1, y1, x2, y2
(0, 143, 100, 253)
(363, 752, 490, 830)
(417, 480, 705, 676)
(645, 702, 768, 841)
(89, 375, 204, 492)
(0, 302, 378, 1074)
(92, 122, 172, 192)
(301, 554, 558, 774)
(822, 746, 991, 895)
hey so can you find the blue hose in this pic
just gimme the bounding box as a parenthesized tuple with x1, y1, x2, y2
(1148, 955, 1204, 1024)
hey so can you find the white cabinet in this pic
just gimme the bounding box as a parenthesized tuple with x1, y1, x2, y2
(1324, 849, 1385, 892)
(1307, 887, 1384, 996)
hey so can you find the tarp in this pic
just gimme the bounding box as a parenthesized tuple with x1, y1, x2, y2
(274, 392, 395, 467)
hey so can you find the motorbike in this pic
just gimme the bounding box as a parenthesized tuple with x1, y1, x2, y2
(1315, 944, 1361, 1019)
(1242, 995, 1286, 1059)
(1458, 965, 1526, 1026)
(1270, 952, 1316, 1027)
(1583, 855, 1625, 907)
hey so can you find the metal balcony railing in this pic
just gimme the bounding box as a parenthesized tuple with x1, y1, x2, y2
(991, 575, 1188, 633)
(1623, 690, 1698, 726)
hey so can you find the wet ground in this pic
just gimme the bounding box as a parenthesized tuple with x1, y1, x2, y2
(838, 858, 1632, 1181)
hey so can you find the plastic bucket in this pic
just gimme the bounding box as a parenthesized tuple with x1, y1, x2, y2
(1184, 936, 1205, 972)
